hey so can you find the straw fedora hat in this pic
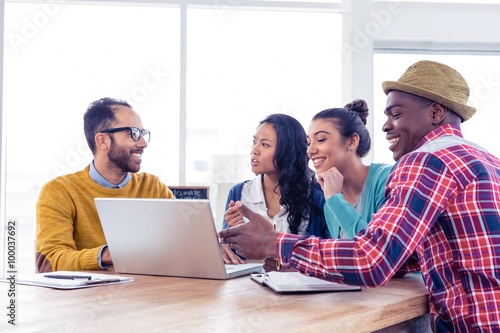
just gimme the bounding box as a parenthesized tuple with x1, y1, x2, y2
(382, 60, 476, 122)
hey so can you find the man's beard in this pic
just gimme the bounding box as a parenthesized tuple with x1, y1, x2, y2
(108, 137, 141, 173)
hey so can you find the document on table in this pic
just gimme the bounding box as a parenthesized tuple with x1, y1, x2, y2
(250, 271, 361, 294)
(0, 271, 134, 289)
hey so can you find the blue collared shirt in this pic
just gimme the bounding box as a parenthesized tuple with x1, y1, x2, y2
(89, 161, 131, 268)
(89, 161, 131, 188)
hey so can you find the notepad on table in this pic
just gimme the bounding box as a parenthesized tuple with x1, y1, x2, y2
(250, 271, 361, 294)
(0, 271, 134, 290)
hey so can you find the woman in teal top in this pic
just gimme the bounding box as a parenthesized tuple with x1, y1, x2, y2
(307, 99, 393, 238)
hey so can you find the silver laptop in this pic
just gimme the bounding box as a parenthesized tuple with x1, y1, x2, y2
(94, 198, 263, 280)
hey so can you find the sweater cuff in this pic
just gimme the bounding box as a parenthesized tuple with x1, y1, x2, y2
(80, 247, 106, 270)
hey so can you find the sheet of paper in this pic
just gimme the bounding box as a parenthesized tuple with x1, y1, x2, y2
(0, 271, 134, 289)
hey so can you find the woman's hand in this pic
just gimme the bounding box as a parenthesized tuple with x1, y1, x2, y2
(317, 167, 344, 200)
(224, 200, 245, 227)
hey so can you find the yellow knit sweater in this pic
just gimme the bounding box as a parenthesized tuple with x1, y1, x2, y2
(36, 165, 174, 272)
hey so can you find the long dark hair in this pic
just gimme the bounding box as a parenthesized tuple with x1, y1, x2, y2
(259, 114, 316, 234)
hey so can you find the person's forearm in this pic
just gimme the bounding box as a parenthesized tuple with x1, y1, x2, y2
(37, 246, 103, 272)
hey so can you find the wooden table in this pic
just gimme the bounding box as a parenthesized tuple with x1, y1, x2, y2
(1, 271, 429, 332)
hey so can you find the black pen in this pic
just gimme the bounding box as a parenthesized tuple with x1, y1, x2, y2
(44, 274, 92, 280)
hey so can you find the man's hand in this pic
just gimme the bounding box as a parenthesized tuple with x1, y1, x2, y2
(220, 244, 246, 264)
(101, 247, 113, 266)
(218, 202, 278, 260)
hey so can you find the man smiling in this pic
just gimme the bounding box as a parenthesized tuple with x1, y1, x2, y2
(36, 98, 174, 272)
(219, 61, 500, 332)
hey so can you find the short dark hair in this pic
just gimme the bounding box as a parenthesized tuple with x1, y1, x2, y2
(311, 99, 371, 158)
(83, 97, 131, 154)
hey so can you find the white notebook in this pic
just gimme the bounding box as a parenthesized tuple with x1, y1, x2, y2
(250, 271, 361, 294)
(0, 271, 134, 290)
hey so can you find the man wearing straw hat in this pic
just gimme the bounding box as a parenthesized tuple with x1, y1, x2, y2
(219, 60, 500, 332)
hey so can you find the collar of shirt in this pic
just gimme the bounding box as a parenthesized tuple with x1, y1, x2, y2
(241, 176, 304, 234)
(89, 161, 131, 189)
(413, 123, 462, 151)
(245, 175, 267, 203)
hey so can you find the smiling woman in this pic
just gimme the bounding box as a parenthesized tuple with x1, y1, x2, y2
(307, 100, 393, 239)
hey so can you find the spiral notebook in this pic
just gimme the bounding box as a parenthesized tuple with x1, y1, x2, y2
(250, 271, 361, 294)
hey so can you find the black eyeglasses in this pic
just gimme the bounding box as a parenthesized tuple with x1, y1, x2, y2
(100, 126, 150, 143)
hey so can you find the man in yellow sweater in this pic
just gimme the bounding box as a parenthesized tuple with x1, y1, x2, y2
(36, 97, 174, 272)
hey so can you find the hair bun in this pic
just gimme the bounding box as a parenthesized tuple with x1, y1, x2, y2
(344, 99, 369, 125)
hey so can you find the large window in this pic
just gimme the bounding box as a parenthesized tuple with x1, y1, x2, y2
(186, 8, 341, 188)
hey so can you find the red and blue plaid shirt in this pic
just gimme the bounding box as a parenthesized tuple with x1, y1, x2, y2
(278, 124, 500, 332)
